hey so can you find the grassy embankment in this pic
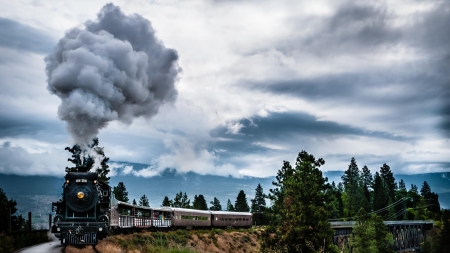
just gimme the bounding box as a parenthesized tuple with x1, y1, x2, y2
(65, 228, 261, 253)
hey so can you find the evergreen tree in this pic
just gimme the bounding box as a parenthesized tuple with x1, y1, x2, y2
(373, 172, 388, 217)
(342, 158, 365, 216)
(210, 197, 222, 211)
(421, 181, 431, 198)
(251, 183, 266, 212)
(438, 209, 450, 253)
(361, 165, 373, 211)
(139, 194, 149, 207)
(251, 183, 267, 225)
(226, 199, 234, 211)
(113, 182, 129, 203)
(380, 163, 396, 203)
(161, 196, 172, 207)
(64, 137, 110, 183)
(372, 214, 395, 253)
(396, 179, 408, 220)
(0, 188, 27, 232)
(421, 181, 441, 216)
(350, 208, 394, 253)
(193, 194, 208, 210)
(261, 151, 338, 253)
(173, 192, 182, 207)
(132, 199, 137, 205)
(328, 181, 344, 219)
(348, 208, 378, 253)
(235, 190, 250, 212)
(181, 192, 190, 208)
(94, 146, 110, 183)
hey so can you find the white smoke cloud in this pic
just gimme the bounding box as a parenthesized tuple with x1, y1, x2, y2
(45, 3, 180, 145)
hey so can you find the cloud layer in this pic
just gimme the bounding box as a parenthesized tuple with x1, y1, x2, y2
(0, 0, 449, 178)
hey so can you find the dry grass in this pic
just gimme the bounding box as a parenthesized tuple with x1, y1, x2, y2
(187, 229, 260, 253)
(63, 228, 261, 253)
(64, 245, 97, 253)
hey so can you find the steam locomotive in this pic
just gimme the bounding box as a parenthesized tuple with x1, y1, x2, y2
(51, 171, 110, 244)
(51, 170, 252, 245)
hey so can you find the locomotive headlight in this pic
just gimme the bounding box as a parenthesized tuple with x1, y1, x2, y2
(77, 192, 85, 199)
(99, 227, 103, 232)
(94, 180, 97, 184)
(57, 227, 60, 231)
(66, 179, 69, 184)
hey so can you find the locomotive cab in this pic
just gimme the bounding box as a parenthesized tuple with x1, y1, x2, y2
(52, 172, 111, 245)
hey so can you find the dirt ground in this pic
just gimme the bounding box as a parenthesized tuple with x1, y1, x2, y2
(63, 229, 261, 253)
(187, 231, 260, 253)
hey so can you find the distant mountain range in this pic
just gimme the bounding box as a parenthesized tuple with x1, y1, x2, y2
(0, 162, 449, 227)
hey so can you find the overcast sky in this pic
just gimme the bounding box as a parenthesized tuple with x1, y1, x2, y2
(0, 0, 449, 178)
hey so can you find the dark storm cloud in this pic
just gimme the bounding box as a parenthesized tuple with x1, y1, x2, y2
(0, 17, 55, 54)
(244, 1, 450, 137)
(210, 111, 409, 151)
(0, 114, 66, 138)
(410, 2, 450, 137)
(46, 3, 180, 145)
(273, 2, 401, 56)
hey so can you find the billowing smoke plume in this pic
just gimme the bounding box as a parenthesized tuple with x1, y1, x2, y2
(45, 3, 180, 144)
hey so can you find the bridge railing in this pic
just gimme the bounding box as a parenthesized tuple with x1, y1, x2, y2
(330, 220, 434, 228)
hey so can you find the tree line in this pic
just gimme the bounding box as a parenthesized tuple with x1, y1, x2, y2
(327, 157, 441, 221)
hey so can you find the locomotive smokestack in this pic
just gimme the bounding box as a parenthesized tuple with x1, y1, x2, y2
(45, 3, 180, 145)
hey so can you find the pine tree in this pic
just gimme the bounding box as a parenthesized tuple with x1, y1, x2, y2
(349, 208, 394, 253)
(181, 192, 190, 208)
(173, 192, 182, 207)
(261, 150, 338, 253)
(380, 163, 396, 203)
(342, 158, 365, 216)
(251, 183, 267, 225)
(64, 137, 110, 183)
(139, 194, 149, 207)
(193, 194, 208, 210)
(361, 165, 373, 211)
(0, 188, 27, 232)
(420, 181, 431, 198)
(94, 146, 110, 183)
(113, 182, 129, 203)
(328, 181, 344, 219)
(132, 199, 137, 205)
(226, 199, 234, 211)
(349, 208, 378, 253)
(235, 190, 250, 212)
(396, 179, 408, 220)
(373, 172, 388, 217)
(251, 183, 266, 212)
(210, 197, 222, 211)
(438, 209, 450, 253)
(161, 196, 172, 207)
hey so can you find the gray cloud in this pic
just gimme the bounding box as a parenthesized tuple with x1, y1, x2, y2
(0, 141, 68, 176)
(0, 17, 55, 54)
(210, 111, 410, 158)
(240, 1, 450, 137)
(45, 3, 180, 145)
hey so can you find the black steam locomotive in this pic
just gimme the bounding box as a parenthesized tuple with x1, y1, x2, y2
(51, 169, 111, 244)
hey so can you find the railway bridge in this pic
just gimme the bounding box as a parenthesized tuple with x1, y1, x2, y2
(330, 220, 434, 252)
